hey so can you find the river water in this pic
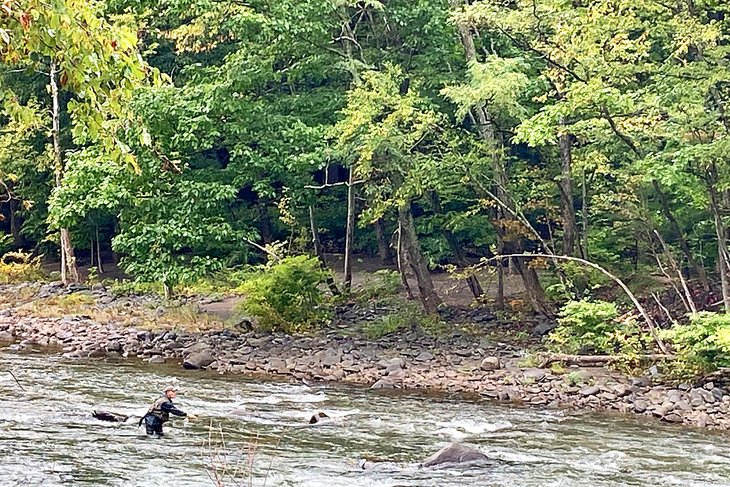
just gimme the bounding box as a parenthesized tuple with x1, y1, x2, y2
(1, 347, 730, 487)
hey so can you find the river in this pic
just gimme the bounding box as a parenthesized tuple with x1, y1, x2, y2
(1, 346, 729, 486)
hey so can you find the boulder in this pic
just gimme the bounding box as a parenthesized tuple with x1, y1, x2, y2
(422, 443, 489, 468)
(183, 350, 215, 369)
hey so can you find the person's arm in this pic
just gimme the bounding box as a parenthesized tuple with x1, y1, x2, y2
(161, 401, 187, 417)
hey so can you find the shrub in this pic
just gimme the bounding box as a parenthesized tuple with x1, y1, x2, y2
(548, 299, 648, 355)
(661, 312, 730, 372)
(0, 251, 45, 284)
(235, 255, 331, 333)
(353, 269, 401, 303)
(364, 300, 445, 339)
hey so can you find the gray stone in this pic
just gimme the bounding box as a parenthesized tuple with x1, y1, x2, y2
(633, 399, 648, 413)
(613, 384, 630, 397)
(522, 368, 546, 382)
(370, 379, 396, 390)
(377, 357, 405, 369)
(147, 356, 166, 364)
(415, 351, 434, 362)
(580, 385, 601, 397)
(385, 362, 403, 374)
(183, 350, 215, 369)
(663, 413, 684, 423)
(422, 443, 489, 468)
(480, 357, 502, 371)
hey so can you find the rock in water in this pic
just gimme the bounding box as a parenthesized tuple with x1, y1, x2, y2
(309, 412, 330, 424)
(92, 410, 129, 423)
(422, 443, 489, 468)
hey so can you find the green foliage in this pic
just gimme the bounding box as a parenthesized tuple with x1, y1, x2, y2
(0, 251, 45, 283)
(548, 299, 649, 356)
(352, 270, 401, 303)
(235, 255, 331, 333)
(661, 312, 730, 372)
(363, 300, 444, 339)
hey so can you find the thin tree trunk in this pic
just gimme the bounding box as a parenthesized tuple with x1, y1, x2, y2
(344, 166, 356, 292)
(431, 192, 483, 298)
(652, 179, 709, 290)
(708, 167, 730, 313)
(309, 205, 340, 296)
(398, 201, 441, 314)
(581, 167, 588, 259)
(96, 224, 104, 274)
(258, 202, 273, 245)
(9, 199, 23, 247)
(374, 218, 394, 265)
(558, 119, 578, 256)
(50, 61, 80, 285)
(451, 5, 549, 315)
(396, 221, 414, 300)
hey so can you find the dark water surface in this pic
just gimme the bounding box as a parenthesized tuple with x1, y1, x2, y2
(1, 347, 729, 486)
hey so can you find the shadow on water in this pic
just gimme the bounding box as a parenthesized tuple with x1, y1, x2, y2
(1, 345, 730, 486)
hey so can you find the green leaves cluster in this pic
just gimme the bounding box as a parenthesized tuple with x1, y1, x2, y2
(236, 255, 331, 333)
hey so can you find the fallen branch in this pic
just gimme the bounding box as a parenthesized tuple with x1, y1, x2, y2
(6, 370, 25, 391)
(539, 353, 676, 367)
(475, 253, 669, 354)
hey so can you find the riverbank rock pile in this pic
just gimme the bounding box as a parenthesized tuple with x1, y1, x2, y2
(1, 283, 730, 430)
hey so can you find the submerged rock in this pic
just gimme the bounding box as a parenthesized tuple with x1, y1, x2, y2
(309, 412, 330, 424)
(421, 443, 489, 468)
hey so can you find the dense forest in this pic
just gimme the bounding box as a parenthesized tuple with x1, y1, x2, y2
(1, 0, 730, 357)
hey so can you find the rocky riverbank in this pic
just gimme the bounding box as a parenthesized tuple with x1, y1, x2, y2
(1, 282, 730, 430)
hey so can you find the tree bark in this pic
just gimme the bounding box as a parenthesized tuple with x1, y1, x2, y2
(396, 220, 414, 300)
(558, 119, 578, 256)
(50, 61, 80, 285)
(343, 166, 356, 292)
(398, 200, 441, 314)
(374, 218, 395, 265)
(309, 205, 340, 296)
(96, 224, 104, 274)
(652, 179, 709, 290)
(9, 199, 23, 247)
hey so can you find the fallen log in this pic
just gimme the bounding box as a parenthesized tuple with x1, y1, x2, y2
(92, 410, 130, 423)
(539, 353, 676, 367)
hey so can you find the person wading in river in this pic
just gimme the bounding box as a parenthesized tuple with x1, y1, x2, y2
(139, 385, 196, 437)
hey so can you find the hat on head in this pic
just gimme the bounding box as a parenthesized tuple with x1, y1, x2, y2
(163, 385, 177, 393)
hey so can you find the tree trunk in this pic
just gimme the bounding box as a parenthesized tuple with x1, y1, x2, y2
(431, 192, 483, 298)
(96, 224, 104, 274)
(309, 205, 340, 296)
(451, 4, 549, 315)
(9, 199, 23, 247)
(396, 220, 414, 300)
(257, 202, 273, 245)
(343, 166, 356, 292)
(580, 166, 589, 259)
(398, 200, 441, 314)
(652, 179, 709, 290)
(558, 120, 578, 256)
(50, 61, 80, 285)
(374, 218, 394, 265)
(708, 166, 730, 313)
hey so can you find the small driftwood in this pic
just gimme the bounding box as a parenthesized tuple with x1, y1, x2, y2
(539, 353, 676, 367)
(92, 410, 130, 423)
